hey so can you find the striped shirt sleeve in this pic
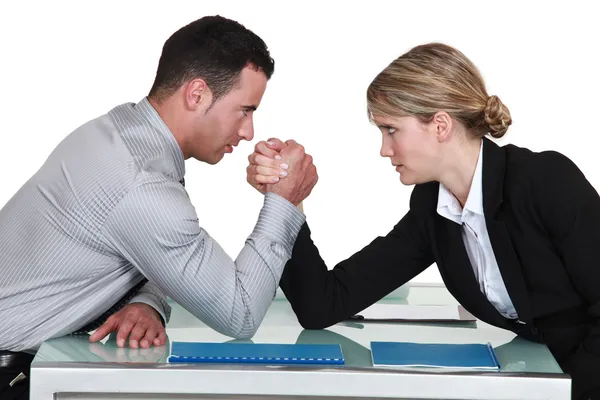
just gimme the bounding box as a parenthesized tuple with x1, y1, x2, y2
(128, 281, 172, 325)
(99, 180, 305, 339)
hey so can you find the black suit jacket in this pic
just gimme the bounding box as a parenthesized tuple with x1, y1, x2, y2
(281, 138, 600, 399)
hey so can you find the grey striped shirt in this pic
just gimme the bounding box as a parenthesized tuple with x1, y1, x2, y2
(0, 98, 305, 352)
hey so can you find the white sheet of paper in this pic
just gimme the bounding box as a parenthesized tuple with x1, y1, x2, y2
(357, 304, 463, 321)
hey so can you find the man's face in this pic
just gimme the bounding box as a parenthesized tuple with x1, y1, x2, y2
(190, 66, 268, 164)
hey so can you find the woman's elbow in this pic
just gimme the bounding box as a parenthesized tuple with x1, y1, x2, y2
(296, 312, 335, 330)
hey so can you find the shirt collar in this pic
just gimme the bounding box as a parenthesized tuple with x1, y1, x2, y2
(437, 140, 484, 222)
(134, 97, 186, 182)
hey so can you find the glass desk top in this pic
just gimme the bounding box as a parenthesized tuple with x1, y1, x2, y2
(33, 285, 563, 375)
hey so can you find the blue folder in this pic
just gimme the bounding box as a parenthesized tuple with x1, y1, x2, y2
(168, 342, 345, 365)
(370, 341, 500, 370)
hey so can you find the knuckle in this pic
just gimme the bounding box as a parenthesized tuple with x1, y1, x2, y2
(262, 154, 273, 164)
(133, 326, 147, 335)
(129, 328, 141, 336)
(120, 321, 132, 330)
(126, 311, 138, 320)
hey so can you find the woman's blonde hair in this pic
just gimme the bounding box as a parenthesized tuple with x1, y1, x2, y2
(367, 43, 511, 138)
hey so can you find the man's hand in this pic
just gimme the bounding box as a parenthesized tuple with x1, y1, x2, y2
(88, 303, 166, 349)
(266, 139, 318, 205)
(247, 138, 318, 206)
(246, 139, 289, 193)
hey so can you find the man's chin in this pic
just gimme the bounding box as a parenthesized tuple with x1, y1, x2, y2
(210, 152, 226, 165)
(193, 153, 223, 165)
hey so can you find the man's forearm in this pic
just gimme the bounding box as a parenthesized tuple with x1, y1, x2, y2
(101, 183, 305, 340)
(164, 192, 305, 339)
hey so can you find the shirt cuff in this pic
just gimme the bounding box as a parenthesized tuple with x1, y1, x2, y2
(251, 192, 306, 256)
(129, 293, 171, 326)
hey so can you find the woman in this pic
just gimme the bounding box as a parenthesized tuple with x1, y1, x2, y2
(246, 43, 600, 399)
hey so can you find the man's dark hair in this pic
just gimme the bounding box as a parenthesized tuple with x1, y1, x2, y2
(148, 15, 275, 103)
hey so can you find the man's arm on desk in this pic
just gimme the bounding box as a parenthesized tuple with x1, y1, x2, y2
(99, 179, 306, 340)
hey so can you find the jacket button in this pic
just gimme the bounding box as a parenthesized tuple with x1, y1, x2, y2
(531, 327, 539, 335)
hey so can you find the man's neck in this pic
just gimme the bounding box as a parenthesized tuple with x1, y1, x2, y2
(148, 96, 190, 159)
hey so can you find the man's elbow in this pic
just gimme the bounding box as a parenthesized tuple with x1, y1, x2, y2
(219, 319, 260, 340)
(229, 327, 257, 340)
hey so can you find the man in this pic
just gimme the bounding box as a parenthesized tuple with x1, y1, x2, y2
(0, 15, 317, 399)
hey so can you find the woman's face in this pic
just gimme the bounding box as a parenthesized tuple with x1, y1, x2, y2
(374, 114, 441, 186)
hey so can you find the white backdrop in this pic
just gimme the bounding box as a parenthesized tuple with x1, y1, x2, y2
(1, 1, 598, 284)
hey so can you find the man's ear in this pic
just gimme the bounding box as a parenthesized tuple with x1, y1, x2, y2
(184, 79, 211, 111)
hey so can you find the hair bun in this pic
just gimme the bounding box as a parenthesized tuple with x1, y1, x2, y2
(484, 95, 512, 138)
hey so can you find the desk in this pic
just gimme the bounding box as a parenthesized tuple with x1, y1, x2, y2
(30, 284, 570, 399)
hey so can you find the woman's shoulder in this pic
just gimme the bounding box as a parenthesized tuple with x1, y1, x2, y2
(503, 144, 582, 184)
(502, 144, 592, 208)
(409, 181, 439, 215)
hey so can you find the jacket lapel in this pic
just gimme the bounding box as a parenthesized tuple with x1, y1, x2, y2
(433, 215, 508, 325)
(481, 138, 532, 323)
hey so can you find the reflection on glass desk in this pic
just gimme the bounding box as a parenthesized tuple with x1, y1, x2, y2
(30, 284, 570, 400)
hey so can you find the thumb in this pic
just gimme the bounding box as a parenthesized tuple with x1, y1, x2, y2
(89, 318, 117, 343)
(266, 138, 286, 151)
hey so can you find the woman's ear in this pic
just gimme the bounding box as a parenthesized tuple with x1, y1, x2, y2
(431, 111, 453, 142)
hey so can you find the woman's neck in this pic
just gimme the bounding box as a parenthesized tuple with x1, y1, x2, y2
(438, 138, 482, 207)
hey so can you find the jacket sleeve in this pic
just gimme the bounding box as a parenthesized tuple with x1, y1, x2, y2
(280, 209, 434, 329)
(532, 151, 600, 396)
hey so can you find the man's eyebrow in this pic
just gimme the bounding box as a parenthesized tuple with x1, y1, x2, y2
(241, 105, 257, 111)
